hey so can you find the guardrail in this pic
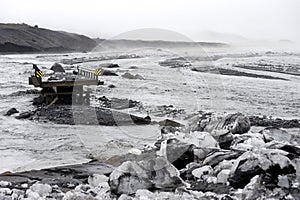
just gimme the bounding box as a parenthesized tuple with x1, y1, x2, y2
(77, 66, 102, 80)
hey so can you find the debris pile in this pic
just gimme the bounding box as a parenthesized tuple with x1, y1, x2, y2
(1, 112, 300, 199)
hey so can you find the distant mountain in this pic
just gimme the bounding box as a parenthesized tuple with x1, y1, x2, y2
(0, 23, 96, 53)
(193, 30, 250, 44)
(93, 38, 228, 51)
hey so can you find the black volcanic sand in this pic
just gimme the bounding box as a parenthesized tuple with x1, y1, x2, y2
(233, 63, 300, 77)
(19, 105, 151, 126)
(249, 115, 300, 128)
(191, 67, 288, 80)
(0, 160, 113, 191)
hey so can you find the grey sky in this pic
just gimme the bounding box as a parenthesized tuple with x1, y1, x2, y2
(1, 0, 299, 42)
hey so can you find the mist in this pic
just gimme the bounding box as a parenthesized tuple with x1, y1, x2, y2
(1, 0, 299, 43)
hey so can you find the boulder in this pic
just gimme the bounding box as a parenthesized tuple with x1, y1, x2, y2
(109, 157, 184, 195)
(279, 145, 300, 159)
(100, 63, 120, 68)
(239, 174, 297, 200)
(191, 165, 213, 179)
(179, 162, 202, 181)
(15, 111, 34, 119)
(158, 119, 184, 127)
(259, 127, 291, 143)
(210, 129, 234, 150)
(230, 133, 265, 151)
(108, 84, 116, 88)
(228, 150, 296, 188)
(183, 131, 218, 148)
(87, 174, 108, 188)
(191, 112, 251, 135)
(163, 138, 195, 170)
(50, 63, 65, 73)
(102, 70, 118, 76)
(224, 113, 251, 134)
(203, 150, 241, 167)
(160, 126, 180, 135)
(277, 175, 290, 188)
(122, 72, 144, 80)
(217, 169, 231, 183)
(213, 160, 235, 175)
(193, 147, 218, 162)
(28, 183, 52, 197)
(4, 108, 19, 116)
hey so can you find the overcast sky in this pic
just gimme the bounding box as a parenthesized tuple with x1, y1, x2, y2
(1, 0, 299, 42)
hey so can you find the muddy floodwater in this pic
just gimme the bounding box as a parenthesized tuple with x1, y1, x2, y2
(1, 48, 300, 173)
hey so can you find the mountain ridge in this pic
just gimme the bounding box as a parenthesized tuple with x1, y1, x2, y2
(0, 23, 229, 53)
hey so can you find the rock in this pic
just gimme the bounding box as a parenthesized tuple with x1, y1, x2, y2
(100, 63, 120, 68)
(159, 57, 191, 68)
(29, 183, 52, 197)
(179, 162, 202, 181)
(98, 96, 140, 110)
(4, 108, 19, 116)
(15, 111, 34, 119)
(119, 194, 134, 200)
(213, 160, 235, 175)
(32, 95, 45, 106)
(0, 181, 11, 187)
(193, 147, 217, 162)
(210, 129, 233, 150)
(158, 119, 184, 127)
(102, 70, 118, 76)
(228, 150, 296, 188)
(11, 189, 24, 199)
(240, 175, 262, 200)
(108, 84, 116, 88)
(109, 157, 184, 195)
(50, 63, 65, 73)
(260, 127, 291, 143)
(191, 112, 251, 135)
(190, 180, 231, 194)
(157, 134, 216, 170)
(191, 165, 213, 179)
(277, 175, 290, 188)
(203, 150, 241, 167)
(280, 145, 300, 159)
(135, 189, 155, 199)
(87, 174, 108, 188)
(160, 126, 180, 135)
(224, 113, 251, 134)
(239, 174, 295, 200)
(183, 131, 218, 148)
(128, 148, 142, 155)
(122, 72, 144, 80)
(217, 170, 231, 183)
(0, 188, 11, 196)
(166, 139, 194, 170)
(63, 190, 92, 200)
(230, 133, 265, 151)
(25, 190, 41, 199)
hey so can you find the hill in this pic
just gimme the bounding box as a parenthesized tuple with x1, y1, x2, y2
(93, 38, 228, 51)
(0, 23, 96, 53)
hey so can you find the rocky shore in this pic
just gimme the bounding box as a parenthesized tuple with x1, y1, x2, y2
(1, 111, 300, 199)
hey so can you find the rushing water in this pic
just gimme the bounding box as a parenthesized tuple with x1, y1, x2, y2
(0, 49, 299, 173)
